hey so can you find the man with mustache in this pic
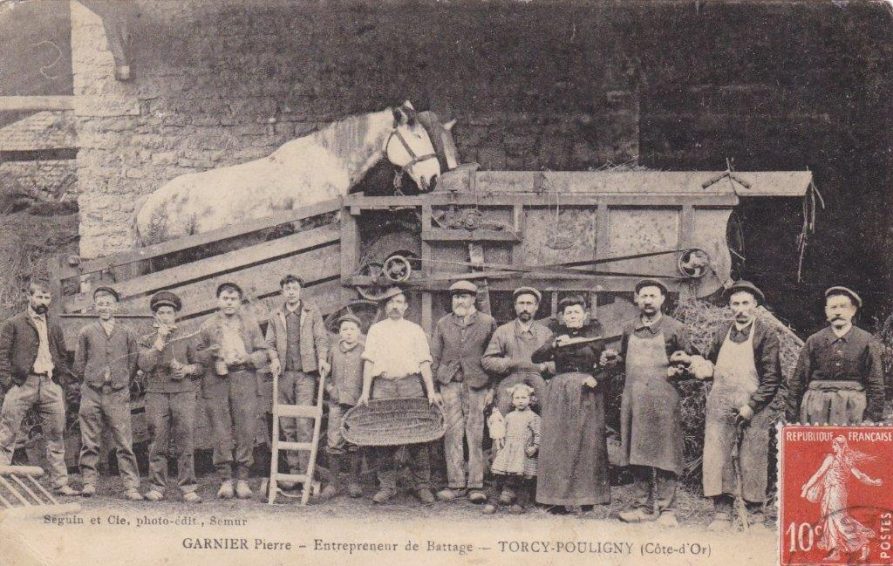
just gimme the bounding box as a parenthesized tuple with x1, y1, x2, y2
(195, 282, 270, 500)
(696, 281, 781, 531)
(73, 286, 142, 500)
(0, 280, 79, 496)
(787, 286, 885, 425)
(358, 287, 438, 504)
(482, 287, 552, 418)
(430, 280, 497, 504)
(607, 279, 693, 527)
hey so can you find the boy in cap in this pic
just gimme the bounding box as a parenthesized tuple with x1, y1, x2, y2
(320, 313, 365, 500)
(606, 278, 694, 527)
(787, 286, 885, 425)
(431, 280, 497, 504)
(195, 282, 270, 499)
(73, 286, 142, 500)
(0, 280, 78, 496)
(139, 291, 203, 503)
(696, 281, 781, 531)
(358, 287, 438, 504)
(265, 274, 330, 484)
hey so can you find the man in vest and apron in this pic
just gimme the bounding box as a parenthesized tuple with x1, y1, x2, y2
(786, 286, 885, 425)
(609, 278, 694, 527)
(698, 281, 781, 532)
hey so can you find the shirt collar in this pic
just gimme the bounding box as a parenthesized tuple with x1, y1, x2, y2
(514, 318, 534, 334)
(284, 301, 302, 314)
(451, 309, 478, 325)
(636, 313, 663, 333)
(829, 324, 854, 341)
(339, 339, 361, 352)
(28, 306, 46, 322)
(734, 320, 754, 333)
(99, 319, 116, 334)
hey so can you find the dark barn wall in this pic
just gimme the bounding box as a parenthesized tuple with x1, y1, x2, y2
(73, 0, 891, 331)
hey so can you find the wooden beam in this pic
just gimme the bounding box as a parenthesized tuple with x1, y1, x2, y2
(421, 229, 521, 242)
(0, 96, 74, 112)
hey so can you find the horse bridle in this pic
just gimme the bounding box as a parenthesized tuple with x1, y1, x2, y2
(385, 126, 439, 181)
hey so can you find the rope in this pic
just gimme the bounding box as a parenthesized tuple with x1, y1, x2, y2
(796, 171, 825, 283)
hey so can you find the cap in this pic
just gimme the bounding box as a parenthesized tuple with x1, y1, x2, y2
(379, 286, 406, 302)
(512, 286, 542, 303)
(449, 280, 478, 295)
(723, 280, 766, 305)
(150, 291, 182, 312)
(93, 286, 120, 301)
(216, 281, 244, 297)
(634, 278, 668, 296)
(825, 286, 862, 308)
(337, 313, 362, 327)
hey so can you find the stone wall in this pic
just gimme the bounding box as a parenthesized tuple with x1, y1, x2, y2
(71, 0, 639, 258)
(0, 159, 77, 204)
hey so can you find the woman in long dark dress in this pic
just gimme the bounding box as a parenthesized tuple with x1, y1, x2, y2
(532, 295, 611, 512)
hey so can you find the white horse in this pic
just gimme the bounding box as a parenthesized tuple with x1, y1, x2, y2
(132, 101, 452, 246)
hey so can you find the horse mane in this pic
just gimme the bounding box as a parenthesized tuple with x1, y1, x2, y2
(311, 109, 393, 185)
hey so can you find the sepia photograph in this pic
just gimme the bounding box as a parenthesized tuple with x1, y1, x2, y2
(0, 0, 890, 564)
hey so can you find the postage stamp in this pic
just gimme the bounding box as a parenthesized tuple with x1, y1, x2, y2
(780, 425, 893, 566)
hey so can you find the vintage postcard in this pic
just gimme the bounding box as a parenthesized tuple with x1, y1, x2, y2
(0, 0, 890, 565)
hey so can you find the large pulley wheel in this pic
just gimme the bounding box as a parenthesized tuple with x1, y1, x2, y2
(677, 248, 711, 278)
(324, 299, 381, 334)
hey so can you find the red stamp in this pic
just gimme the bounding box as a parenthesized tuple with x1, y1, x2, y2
(780, 425, 893, 566)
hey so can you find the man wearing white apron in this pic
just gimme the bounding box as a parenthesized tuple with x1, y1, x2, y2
(607, 279, 694, 527)
(698, 281, 781, 532)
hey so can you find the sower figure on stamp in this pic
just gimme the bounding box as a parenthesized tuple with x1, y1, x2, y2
(357, 287, 440, 505)
(320, 313, 365, 500)
(431, 280, 496, 505)
(606, 279, 694, 527)
(138, 291, 204, 503)
(697, 281, 781, 532)
(264, 274, 330, 489)
(786, 286, 885, 425)
(0, 280, 78, 496)
(195, 282, 270, 500)
(73, 286, 142, 500)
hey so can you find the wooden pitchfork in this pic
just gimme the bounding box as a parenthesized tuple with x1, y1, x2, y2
(731, 421, 750, 531)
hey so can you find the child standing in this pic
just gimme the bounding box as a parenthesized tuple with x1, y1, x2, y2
(483, 384, 540, 514)
(320, 314, 365, 500)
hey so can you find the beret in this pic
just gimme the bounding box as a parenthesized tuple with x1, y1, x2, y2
(825, 286, 862, 308)
(449, 280, 478, 295)
(379, 286, 405, 302)
(93, 286, 120, 301)
(512, 286, 542, 303)
(150, 291, 182, 312)
(723, 280, 766, 305)
(337, 313, 362, 327)
(634, 278, 668, 296)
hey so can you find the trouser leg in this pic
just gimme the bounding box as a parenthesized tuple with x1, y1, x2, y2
(654, 468, 677, 513)
(440, 382, 466, 489)
(407, 442, 431, 491)
(466, 385, 487, 490)
(630, 465, 653, 511)
(146, 392, 171, 492)
(204, 377, 234, 480)
(292, 372, 316, 473)
(489, 474, 506, 505)
(714, 494, 734, 515)
(36, 378, 68, 488)
(374, 446, 398, 491)
(105, 387, 140, 491)
(230, 370, 258, 480)
(78, 387, 103, 488)
(171, 391, 197, 493)
(0, 380, 36, 466)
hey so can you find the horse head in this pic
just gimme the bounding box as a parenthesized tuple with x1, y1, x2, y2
(385, 101, 455, 193)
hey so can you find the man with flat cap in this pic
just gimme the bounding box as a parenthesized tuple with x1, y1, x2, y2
(787, 286, 885, 425)
(606, 278, 694, 527)
(139, 291, 204, 503)
(74, 285, 142, 500)
(482, 286, 552, 419)
(696, 280, 781, 531)
(195, 282, 270, 499)
(431, 280, 497, 504)
(358, 286, 438, 504)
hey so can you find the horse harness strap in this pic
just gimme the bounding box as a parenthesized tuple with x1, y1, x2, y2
(387, 128, 438, 171)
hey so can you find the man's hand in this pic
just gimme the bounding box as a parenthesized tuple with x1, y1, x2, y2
(494, 437, 505, 452)
(553, 335, 571, 348)
(269, 358, 281, 378)
(432, 391, 444, 408)
(484, 388, 495, 407)
(736, 404, 755, 426)
(600, 349, 620, 367)
(319, 359, 331, 378)
(358, 391, 370, 406)
(582, 376, 598, 389)
(525, 445, 538, 458)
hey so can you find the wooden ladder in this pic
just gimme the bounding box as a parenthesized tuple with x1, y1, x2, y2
(267, 371, 326, 505)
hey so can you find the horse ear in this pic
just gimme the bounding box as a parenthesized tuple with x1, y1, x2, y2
(401, 100, 415, 111)
(393, 107, 407, 125)
(443, 119, 457, 131)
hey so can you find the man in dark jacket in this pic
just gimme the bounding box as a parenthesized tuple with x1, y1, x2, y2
(787, 286, 885, 426)
(0, 280, 78, 495)
(431, 280, 496, 504)
(698, 281, 781, 532)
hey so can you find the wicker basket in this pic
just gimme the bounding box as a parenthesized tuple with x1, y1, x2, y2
(341, 398, 445, 447)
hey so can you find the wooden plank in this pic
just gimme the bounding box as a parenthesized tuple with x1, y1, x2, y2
(339, 211, 360, 302)
(420, 206, 433, 334)
(421, 229, 521, 242)
(75, 199, 342, 275)
(128, 245, 342, 320)
(0, 96, 74, 112)
(345, 193, 739, 208)
(511, 204, 526, 265)
(65, 225, 340, 312)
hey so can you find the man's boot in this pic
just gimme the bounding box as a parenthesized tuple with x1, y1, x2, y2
(320, 455, 342, 500)
(347, 452, 363, 498)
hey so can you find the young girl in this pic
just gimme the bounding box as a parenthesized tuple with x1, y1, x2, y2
(484, 384, 541, 514)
